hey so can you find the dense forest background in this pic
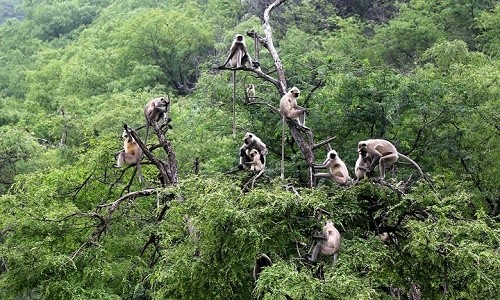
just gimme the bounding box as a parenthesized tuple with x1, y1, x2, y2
(0, 0, 498, 299)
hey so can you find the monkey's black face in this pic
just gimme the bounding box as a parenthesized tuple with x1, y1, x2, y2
(244, 134, 253, 144)
(236, 35, 243, 41)
(293, 92, 299, 97)
(329, 153, 336, 159)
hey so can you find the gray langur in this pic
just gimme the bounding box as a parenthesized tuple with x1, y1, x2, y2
(223, 34, 254, 68)
(238, 132, 267, 170)
(357, 139, 424, 180)
(144, 96, 170, 145)
(246, 84, 256, 102)
(246, 149, 264, 172)
(312, 149, 351, 185)
(279, 86, 308, 129)
(354, 147, 373, 181)
(253, 254, 272, 281)
(115, 129, 144, 183)
(307, 220, 341, 264)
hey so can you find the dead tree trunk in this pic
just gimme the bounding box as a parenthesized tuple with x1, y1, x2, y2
(218, 0, 335, 187)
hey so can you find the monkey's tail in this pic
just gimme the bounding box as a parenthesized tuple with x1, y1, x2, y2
(398, 153, 424, 178)
(232, 70, 236, 137)
(144, 124, 150, 146)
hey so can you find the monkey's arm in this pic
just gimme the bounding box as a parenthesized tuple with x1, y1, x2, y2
(222, 45, 239, 66)
(312, 233, 327, 241)
(154, 106, 168, 113)
(312, 158, 330, 169)
(367, 152, 382, 172)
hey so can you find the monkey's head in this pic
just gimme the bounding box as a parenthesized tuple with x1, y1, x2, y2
(358, 141, 367, 151)
(160, 96, 170, 105)
(121, 130, 128, 139)
(235, 34, 244, 42)
(249, 149, 259, 158)
(289, 86, 300, 97)
(358, 147, 368, 157)
(327, 150, 338, 160)
(325, 220, 334, 227)
(243, 132, 255, 144)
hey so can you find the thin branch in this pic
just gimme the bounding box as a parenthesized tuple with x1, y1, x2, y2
(313, 137, 337, 150)
(98, 188, 157, 212)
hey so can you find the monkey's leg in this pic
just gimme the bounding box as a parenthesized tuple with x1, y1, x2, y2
(314, 172, 331, 186)
(368, 154, 381, 172)
(239, 147, 250, 170)
(307, 243, 322, 262)
(379, 153, 398, 179)
(136, 163, 144, 185)
(115, 152, 125, 168)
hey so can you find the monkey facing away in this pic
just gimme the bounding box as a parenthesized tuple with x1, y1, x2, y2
(279, 86, 308, 129)
(246, 149, 264, 172)
(312, 149, 351, 185)
(307, 220, 341, 264)
(354, 147, 373, 181)
(144, 96, 170, 145)
(246, 84, 256, 102)
(115, 129, 144, 183)
(357, 139, 424, 180)
(223, 34, 254, 68)
(238, 132, 268, 170)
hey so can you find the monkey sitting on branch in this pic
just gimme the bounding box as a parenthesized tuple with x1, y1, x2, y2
(306, 220, 341, 264)
(238, 132, 268, 171)
(245, 84, 256, 103)
(221, 34, 258, 69)
(114, 126, 144, 184)
(312, 149, 351, 186)
(357, 139, 424, 181)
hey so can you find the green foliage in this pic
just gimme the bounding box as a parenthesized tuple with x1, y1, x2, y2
(0, 0, 499, 299)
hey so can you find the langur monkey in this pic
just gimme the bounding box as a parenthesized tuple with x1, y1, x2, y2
(357, 139, 424, 180)
(246, 149, 264, 172)
(222, 35, 256, 135)
(279, 86, 308, 129)
(115, 129, 144, 183)
(312, 149, 351, 185)
(238, 132, 268, 170)
(307, 220, 341, 263)
(354, 147, 373, 181)
(246, 84, 256, 102)
(223, 34, 254, 68)
(144, 96, 170, 145)
(253, 253, 272, 281)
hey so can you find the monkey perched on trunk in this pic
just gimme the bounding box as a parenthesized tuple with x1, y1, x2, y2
(238, 132, 268, 170)
(307, 220, 341, 264)
(357, 139, 424, 180)
(312, 149, 351, 186)
(279, 86, 308, 129)
(115, 129, 144, 183)
(144, 96, 171, 145)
